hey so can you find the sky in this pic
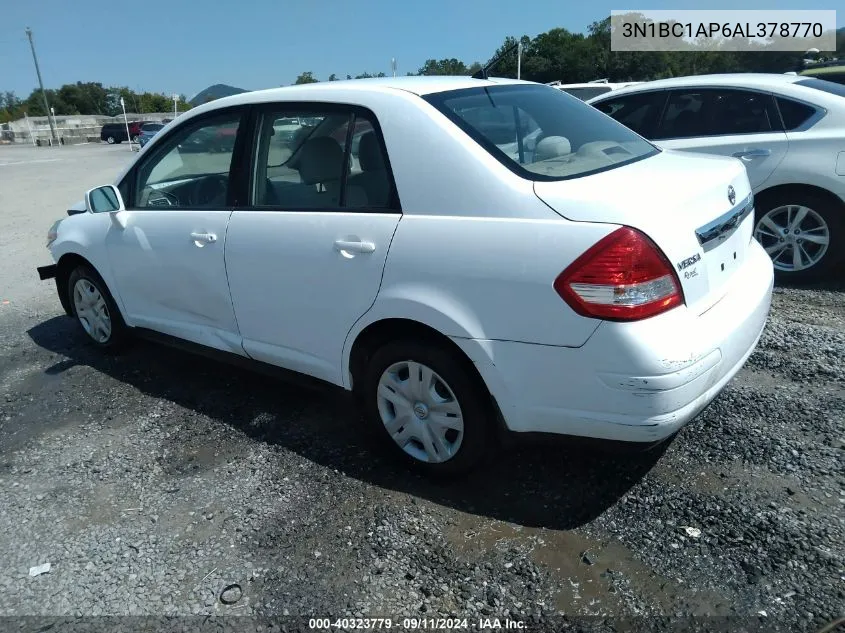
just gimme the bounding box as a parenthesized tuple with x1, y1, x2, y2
(0, 0, 841, 101)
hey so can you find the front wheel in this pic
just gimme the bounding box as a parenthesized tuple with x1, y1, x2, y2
(67, 265, 128, 350)
(106, 136, 115, 144)
(360, 340, 492, 478)
(753, 192, 843, 283)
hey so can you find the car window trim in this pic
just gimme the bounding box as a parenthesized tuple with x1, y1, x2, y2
(652, 87, 784, 141)
(124, 105, 250, 211)
(241, 101, 402, 214)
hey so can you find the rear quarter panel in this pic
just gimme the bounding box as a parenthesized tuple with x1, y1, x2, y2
(765, 129, 845, 202)
(342, 214, 623, 388)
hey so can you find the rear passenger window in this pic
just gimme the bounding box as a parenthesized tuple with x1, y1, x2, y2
(656, 89, 777, 139)
(776, 97, 818, 130)
(252, 110, 394, 210)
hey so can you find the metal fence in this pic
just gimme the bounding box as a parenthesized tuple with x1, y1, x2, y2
(0, 126, 103, 145)
(0, 112, 176, 146)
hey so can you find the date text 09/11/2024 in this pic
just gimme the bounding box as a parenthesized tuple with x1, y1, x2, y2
(308, 617, 526, 630)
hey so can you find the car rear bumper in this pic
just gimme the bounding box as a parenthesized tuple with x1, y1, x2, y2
(457, 238, 774, 443)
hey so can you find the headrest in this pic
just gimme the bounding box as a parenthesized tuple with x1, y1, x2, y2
(358, 131, 384, 172)
(298, 136, 343, 185)
(534, 136, 571, 161)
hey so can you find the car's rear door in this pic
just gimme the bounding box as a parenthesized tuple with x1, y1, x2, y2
(653, 87, 789, 190)
(224, 104, 401, 386)
(104, 107, 248, 354)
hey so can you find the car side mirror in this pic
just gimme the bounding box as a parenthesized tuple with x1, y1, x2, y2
(85, 185, 125, 214)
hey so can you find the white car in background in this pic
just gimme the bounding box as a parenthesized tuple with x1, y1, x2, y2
(548, 79, 644, 101)
(589, 74, 845, 282)
(37, 77, 773, 477)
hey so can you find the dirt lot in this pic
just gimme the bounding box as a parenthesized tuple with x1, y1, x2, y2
(0, 144, 843, 632)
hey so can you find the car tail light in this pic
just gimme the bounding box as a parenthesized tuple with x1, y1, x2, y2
(554, 226, 684, 321)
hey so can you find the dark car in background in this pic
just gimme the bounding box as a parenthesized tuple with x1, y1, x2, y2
(100, 121, 143, 144)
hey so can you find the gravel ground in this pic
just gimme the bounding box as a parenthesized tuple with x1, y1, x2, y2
(0, 145, 843, 632)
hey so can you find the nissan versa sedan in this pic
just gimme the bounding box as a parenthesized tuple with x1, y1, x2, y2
(37, 77, 774, 476)
(589, 74, 845, 282)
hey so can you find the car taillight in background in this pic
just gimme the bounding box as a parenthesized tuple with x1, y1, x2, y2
(554, 226, 684, 321)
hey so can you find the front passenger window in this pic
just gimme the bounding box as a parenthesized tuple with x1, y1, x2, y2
(134, 114, 241, 209)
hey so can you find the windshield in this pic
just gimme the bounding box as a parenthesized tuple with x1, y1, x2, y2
(425, 84, 658, 181)
(796, 77, 845, 96)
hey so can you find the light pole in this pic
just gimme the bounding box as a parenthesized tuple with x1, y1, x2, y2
(25, 27, 57, 145)
(173, 94, 178, 118)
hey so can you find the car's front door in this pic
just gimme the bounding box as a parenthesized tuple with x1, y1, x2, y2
(653, 88, 789, 190)
(225, 106, 401, 385)
(104, 109, 247, 354)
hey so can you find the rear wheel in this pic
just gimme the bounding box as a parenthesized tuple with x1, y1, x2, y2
(67, 265, 128, 350)
(106, 136, 115, 144)
(753, 192, 843, 283)
(360, 340, 491, 478)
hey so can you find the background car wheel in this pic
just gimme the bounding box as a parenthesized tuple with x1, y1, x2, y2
(131, 135, 140, 143)
(67, 265, 128, 350)
(106, 136, 115, 144)
(361, 340, 492, 478)
(753, 192, 843, 283)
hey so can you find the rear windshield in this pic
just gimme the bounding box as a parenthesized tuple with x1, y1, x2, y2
(143, 123, 165, 131)
(424, 84, 658, 181)
(795, 77, 845, 96)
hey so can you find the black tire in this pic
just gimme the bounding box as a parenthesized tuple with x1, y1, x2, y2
(131, 135, 139, 143)
(67, 265, 128, 351)
(360, 339, 493, 478)
(106, 136, 115, 144)
(754, 191, 844, 283)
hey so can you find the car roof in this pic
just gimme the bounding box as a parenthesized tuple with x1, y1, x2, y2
(588, 73, 805, 102)
(244, 76, 527, 99)
(188, 76, 534, 111)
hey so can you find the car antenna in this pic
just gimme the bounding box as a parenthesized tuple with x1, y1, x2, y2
(472, 42, 519, 80)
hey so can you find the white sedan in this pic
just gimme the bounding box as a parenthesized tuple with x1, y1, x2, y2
(37, 77, 774, 476)
(588, 73, 845, 282)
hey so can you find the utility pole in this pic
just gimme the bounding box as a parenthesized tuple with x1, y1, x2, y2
(25, 27, 57, 145)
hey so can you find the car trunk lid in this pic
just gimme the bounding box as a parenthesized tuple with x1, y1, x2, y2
(534, 149, 755, 314)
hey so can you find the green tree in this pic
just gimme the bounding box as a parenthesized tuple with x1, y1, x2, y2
(328, 73, 338, 81)
(295, 72, 319, 84)
(417, 58, 469, 75)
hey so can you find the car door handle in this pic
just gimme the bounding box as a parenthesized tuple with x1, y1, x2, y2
(732, 148, 771, 159)
(334, 239, 375, 254)
(190, 232, 217, 244)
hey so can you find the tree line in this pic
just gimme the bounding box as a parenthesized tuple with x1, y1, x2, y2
(0, 83, 192, 123)
(4, 17, 843, 122)
(294, 18, 844, 85)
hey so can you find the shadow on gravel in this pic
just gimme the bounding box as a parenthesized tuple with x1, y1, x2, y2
(28, 316, 665, 530)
